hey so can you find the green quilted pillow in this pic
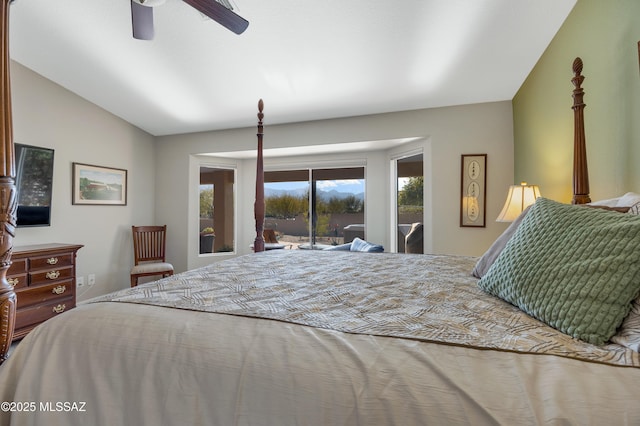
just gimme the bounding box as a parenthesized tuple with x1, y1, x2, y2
(478, 197, 640, 345)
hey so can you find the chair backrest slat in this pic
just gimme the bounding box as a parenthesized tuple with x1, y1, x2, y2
(132, 225, 168, 265)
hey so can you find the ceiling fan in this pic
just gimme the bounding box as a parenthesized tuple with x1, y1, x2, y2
(130, 0, 249, 40)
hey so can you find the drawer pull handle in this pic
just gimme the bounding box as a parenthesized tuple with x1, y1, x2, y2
(52, 304, 66, 314)
(46, 271, 61, 280)
(7, 278, 18, 288)
(47, 257, 59, 265)
(52, 285, 66, 295)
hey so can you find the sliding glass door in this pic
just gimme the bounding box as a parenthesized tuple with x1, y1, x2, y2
(263, 169, 309, 249)
(265, 167, 365, 249)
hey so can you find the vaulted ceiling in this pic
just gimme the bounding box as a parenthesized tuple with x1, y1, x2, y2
(9, 0, 576, 136)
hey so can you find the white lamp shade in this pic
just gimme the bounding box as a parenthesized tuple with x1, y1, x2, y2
(496, 182, 541, 222)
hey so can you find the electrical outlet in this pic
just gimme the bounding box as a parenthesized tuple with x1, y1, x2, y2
(77, 276, 85, 288)
(87, 274, 95, 286)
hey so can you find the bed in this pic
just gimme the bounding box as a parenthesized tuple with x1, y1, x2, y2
(0, 13, 639, 422)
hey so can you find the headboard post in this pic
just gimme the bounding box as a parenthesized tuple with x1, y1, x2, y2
(253, 99, 265, 252)
(571, 57, 591, 205)
(0, 0, 17, 364)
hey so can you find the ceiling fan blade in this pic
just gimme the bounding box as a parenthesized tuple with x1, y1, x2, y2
(131, 1, 155, 40)
(181, 0, 249, 35)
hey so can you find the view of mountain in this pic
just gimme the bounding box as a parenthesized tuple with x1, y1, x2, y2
(265, 186, 364, 201)
(320, 189, 365, 201)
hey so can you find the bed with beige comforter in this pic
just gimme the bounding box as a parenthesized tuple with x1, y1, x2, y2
(1, 226, 639, 426)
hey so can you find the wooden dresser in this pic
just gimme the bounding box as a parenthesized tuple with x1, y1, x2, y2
(8, 243, 83, 340)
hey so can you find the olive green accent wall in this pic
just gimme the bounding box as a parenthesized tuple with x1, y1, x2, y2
(513, 0, 640, 203)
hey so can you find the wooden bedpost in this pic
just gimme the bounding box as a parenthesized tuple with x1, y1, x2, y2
(571, 57, 591, 205)
(0, 0, 17, 364)
(253, 99, 265, 252)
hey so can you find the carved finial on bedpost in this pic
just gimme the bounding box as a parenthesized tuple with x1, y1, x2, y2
(571, 57, 591, 205)
(572, 57, 583, 77)
(254, 99, 265, 252)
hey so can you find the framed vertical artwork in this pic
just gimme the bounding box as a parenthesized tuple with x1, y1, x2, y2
(460, 154, 487, 227)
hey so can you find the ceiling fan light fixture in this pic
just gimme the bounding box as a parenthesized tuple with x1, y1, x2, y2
(215, 0, 235, 11)
(133, 0, 167, 7)
(131, 0, 155, 40)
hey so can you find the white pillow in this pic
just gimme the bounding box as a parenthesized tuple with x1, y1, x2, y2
(611, 299, 640, 351)
(588, 192, 640, 207)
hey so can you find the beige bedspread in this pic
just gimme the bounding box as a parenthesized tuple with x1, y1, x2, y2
(90, 250, 640, 367)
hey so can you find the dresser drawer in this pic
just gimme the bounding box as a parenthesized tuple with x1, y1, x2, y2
(15, 295, 75, 331)
(7, 273, 28, 290)
(29, 253, 74, 270)
(8, 258, 27, 275)
(7, 258, 28, 290)
(29, 266, 74, 287)
(16, 279, 74, 309)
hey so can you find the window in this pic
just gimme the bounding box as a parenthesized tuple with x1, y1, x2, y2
(199, 166, 235, 254)
(265, 167, 365, 249)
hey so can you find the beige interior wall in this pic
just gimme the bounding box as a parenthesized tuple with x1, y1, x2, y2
(157, 101, 515, 271)
(10, 61, 156, 299)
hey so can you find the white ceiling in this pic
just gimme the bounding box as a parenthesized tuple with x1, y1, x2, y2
(8, 0, 576, 137)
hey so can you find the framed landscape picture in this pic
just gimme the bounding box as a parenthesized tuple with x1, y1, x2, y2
(72, 163, 127, 205)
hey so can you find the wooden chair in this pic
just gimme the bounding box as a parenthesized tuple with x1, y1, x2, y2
(130, 225, 174, 287)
